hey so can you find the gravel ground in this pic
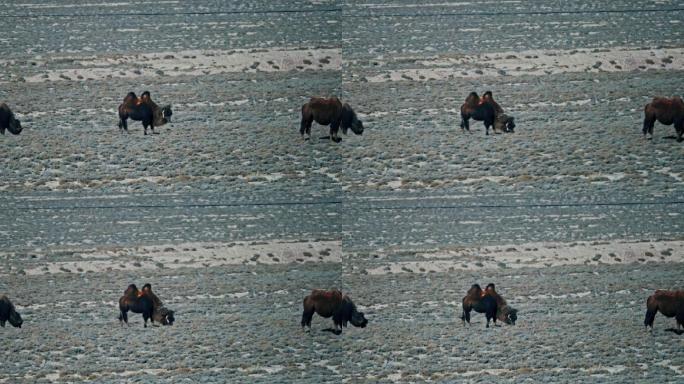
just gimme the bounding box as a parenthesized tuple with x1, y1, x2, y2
(1, 0, 683, 383)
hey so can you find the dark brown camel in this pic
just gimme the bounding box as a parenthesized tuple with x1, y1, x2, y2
(644, 290, 684, 332)
(460, 92, 497, 135)
(0, 103, 22, 135)
(300, 97, 364, 142)
(461, 284, 498, 328)
(301, 289, 368, 335)
(118, 284, 154, 327)
(643, 96, 684, 142)
(461, 91, 515, 135)
(0, 295, 23, 328)
(118, 91, 172, 135)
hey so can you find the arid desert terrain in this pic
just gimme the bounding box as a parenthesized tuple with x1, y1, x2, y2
(1, 1, 683, 382)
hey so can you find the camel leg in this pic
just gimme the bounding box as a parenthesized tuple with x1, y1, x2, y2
(330, 123, 342, 143)
(461, 115, 470, 132)
(675, 119, 684, 142)
(644, 307, 657, 330)
(119, 118, 128, 133)
(484, 119, 494, 136)
(299, 118, 306, 137)
(486, 310, 494, 328)
(462, 307, 471, 326)
(306, 123, 312, 140)
(300, 116, 313, 140)
(643, 113, 655, 139)
(301, 308, 314, 331)
(120, 310, 129, 327)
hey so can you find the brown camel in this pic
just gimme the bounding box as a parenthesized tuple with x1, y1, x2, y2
(644, 290, 684, 332)
(118, 284, 154, 327)
(0, 295, 23, 328)
(461, 284, 498, 328)
(300, 97, 364, 142)
(301, 289, 368, 335)
(643, 96, 684, 142)
(0, 103, 22, 135)
(118, 91, 172, 135)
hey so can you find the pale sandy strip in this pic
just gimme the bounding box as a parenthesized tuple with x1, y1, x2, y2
(4, 240, 341, 276)
(364, 239, 684, 275)
(17, 47, 341, 83)
(364, 47, 684, 82)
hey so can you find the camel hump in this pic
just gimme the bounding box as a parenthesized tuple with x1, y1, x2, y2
(124, 284, 139, 297)
(310, 96, 339, 102)
(467, 284, 483, 298)
(465, 92, 480, 106)
(123, 92, 139, 107)
(650, 96, 683, 108)
(652, 290, 684, 300)
(141, 92, 159, 108)
(308, 97, 342, 108)
(309, 288, 343, 301)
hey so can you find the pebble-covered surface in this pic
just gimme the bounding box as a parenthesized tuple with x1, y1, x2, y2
(1, 0, 683, 382)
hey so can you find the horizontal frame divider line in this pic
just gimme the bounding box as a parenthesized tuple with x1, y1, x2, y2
(344, 8, 684, 17)
(3, 200, 683, 211)
(2, 8, 342, 18)
(0, 200, 343, 211)
(3, 7, 682, 19)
